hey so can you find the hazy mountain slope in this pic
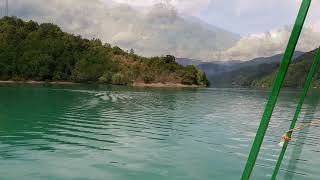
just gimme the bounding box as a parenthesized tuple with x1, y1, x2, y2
(176, 58, 205, 66)
(253, 49, 320, 88)
(6, 0, 240, 60)
(201, 52, 303, 87)
(197, 62, 241, 77)
(237, 51, 304, 68)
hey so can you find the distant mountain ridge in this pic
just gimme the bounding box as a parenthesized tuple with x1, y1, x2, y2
(253, 49, 320, 88)
(206, 51, 304, 87)
(176, 52, 304, 87)
(176, 58, 204, 66)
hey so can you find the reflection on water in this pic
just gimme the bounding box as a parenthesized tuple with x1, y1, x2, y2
(0, 84, 320, 179)
(282, 92, 320, 180)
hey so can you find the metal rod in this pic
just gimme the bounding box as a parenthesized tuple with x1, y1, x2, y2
(241, 0, 312, 179)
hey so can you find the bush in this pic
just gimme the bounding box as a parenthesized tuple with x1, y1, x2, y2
(98, 71, 113, 83)
(142, 73, 155, 84)
(112, 73, 128, 85)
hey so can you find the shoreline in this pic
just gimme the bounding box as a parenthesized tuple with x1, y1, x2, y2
(132, 82, 203, 88)
(0, 80, 76, 85)
(0, 80, 204, 88)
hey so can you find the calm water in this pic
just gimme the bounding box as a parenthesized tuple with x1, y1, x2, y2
(0, 84, 320, 180)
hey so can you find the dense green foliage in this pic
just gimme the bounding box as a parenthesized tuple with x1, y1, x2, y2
(210, 63, 280, 87)
(201, 52, 303, 88)
(0, 17, 209, 86)
(252, 49, 319, 88)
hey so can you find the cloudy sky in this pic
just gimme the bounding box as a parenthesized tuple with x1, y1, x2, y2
(2, 0, 320, 61)
(108, 0, 320, 35)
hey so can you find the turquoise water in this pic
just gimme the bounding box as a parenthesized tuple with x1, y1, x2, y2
(0, 84, 320, 180)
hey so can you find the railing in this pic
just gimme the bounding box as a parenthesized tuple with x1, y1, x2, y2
(241, 0, 318, 179)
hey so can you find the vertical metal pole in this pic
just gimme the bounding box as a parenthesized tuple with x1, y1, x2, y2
(241, 0, 312, 179)
(271, 47, 320, 180)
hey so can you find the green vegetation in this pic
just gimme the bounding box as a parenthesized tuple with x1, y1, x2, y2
(0, 17, 209, 87)
(253, 49, 319, 88)
(210, 63, 280, 87)
(203, 50, 316, 88)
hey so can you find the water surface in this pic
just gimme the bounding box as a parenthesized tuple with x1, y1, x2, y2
(0, 84, 320, 179)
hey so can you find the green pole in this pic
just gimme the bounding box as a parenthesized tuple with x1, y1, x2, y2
(271, 47, 320, 180)
(241, 0, 312, 179)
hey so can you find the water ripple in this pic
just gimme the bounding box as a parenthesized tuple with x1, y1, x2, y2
(1, 85, 320, 179)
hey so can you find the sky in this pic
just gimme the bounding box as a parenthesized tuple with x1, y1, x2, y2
(109, 0, 320, 35)
(105, 0, 320, 60)
(2, 0, 320, 61)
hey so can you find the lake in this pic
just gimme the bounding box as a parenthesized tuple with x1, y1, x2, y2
(0, 84, 320, 180)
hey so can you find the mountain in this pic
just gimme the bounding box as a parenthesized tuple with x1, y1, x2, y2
(0, 17, 209, 87)
(197, 61, 241, 77)
(176, 58, 204, 66)
(200, 52, 304, 87)
(236, 51, 304, 68)
(253, 49, 319, 88)
(6, 0, 240, 60)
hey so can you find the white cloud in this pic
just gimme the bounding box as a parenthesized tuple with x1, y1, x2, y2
(202, 0, 320, 61)
(212, 25, 320, 61)
(202, 0, 320, 36)
(230, 0, 320, 23)
(108, 0, 211, 15)
(7, 0, 320, 62)
(6, 0, 238, 60)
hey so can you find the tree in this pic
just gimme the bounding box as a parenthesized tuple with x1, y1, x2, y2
(0, 17, 210, 87)
(130, 49, 135, 55)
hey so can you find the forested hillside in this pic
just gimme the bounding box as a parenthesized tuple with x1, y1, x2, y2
(0, 17, 209, 87)
(253, 49, 319, 88)
(197, 52, 303, 87)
